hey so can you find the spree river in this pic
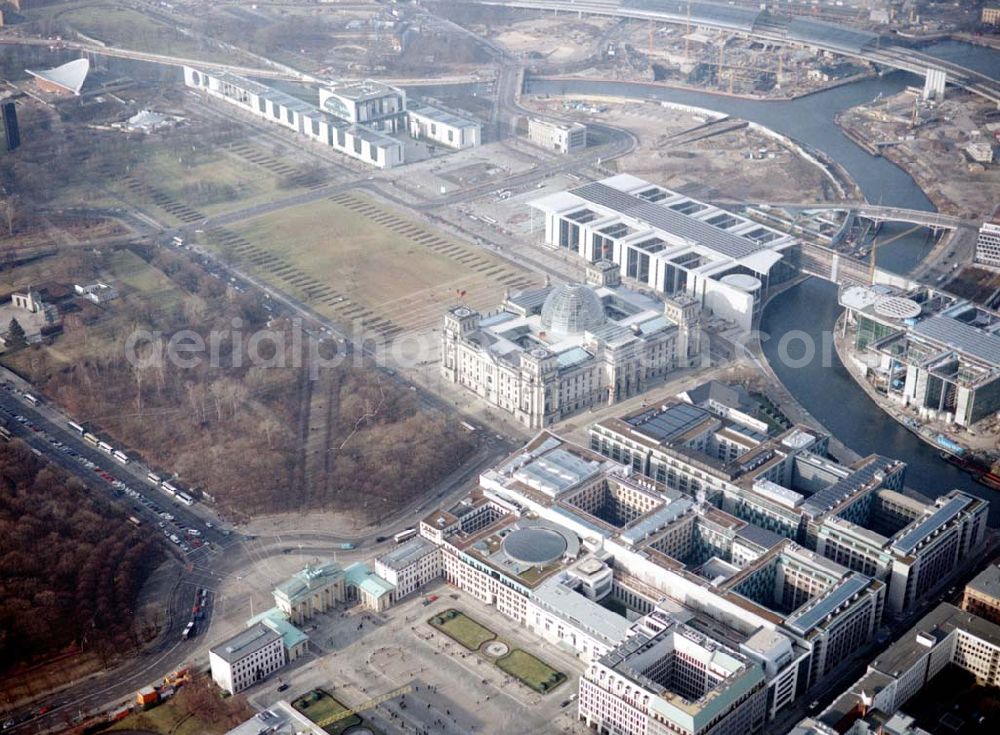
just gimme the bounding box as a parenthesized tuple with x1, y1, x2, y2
(527, 49, 995, 511)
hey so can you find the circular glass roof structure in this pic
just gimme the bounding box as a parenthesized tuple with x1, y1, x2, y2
(502, 527, 568, 566)
(874, 296, 921, 320)
(540, 284, 606, 337)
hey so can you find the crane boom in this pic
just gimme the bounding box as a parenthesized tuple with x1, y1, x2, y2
(316, 685, 413, 727)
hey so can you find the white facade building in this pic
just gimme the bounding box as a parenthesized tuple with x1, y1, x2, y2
(209, 623, 286, 694)
(528, 118, 587, 153)
(976, 222, 1000, 268)
(530, 174, 798, 332)
(319, 80, 407, 133)
(579, 614, 768, 735)
(407, 104, 481, 149)
(183, 67, 403, 168)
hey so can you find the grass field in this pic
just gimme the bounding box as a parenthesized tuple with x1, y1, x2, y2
(108, 701, 226, 735)
(497, 649, 566, 694)
(206, 193, 538, 337)
(48, 3, 241, 64)
(292, 689, 363, 735)
(429, 609, 496, 651)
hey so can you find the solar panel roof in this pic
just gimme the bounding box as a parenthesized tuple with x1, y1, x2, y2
(801, 457, 895, 516)
(786, 574, 869, 633)
(912, 316, 1000, 366)
(572, 182, 769, 260)
(787, 18, 879, 54)
(627, 402, 713, 444)
(892, 495, 969, 556)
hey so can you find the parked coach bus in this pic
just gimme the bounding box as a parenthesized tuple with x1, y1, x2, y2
(393, 529, 417, 544)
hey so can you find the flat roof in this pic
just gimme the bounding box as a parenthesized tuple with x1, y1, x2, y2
(801, 456, 898, 517)
(210, 622, 281, 664)
(870, 603, 1000, 679)
(626, 402, 714, 444)
(912, 315, 1000, 366)
(533, 573, 632, 646)
(410, 104, 480, 129)
(892, 495, 971, 556)
(377, 536, 436, 570)
(786, 574, 870, 634)
(571, 181, 771, 260)
(325, 79, 402, 101)
(966, 563, 1000, 601)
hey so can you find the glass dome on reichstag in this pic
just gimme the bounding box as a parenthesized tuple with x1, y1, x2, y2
(540, 283, 606, 337)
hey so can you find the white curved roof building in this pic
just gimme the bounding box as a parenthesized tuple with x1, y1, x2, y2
(26, 58, 90, 96)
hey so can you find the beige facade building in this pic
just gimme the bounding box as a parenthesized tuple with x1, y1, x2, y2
(442, 262, 701, 429)
(272, 561, 346, 625)
(962, 563, 1000, 624)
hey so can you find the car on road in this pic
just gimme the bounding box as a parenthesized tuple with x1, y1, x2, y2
(277, 683, 289, 692)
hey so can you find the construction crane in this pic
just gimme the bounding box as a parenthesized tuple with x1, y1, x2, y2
(316, 685, 413, 727)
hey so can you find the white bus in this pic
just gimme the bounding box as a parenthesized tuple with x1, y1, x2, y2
(393, 528, 417, 544)
(128, 515, 141, 527)
(161, 481, 178, 497)
(176, 492, 194, 506)
(97, 441, 114, 454)
(113, 450, 129, 464)
(83, 432, 99, 446)
(147, 471, 162, 484)
(23, 393, 39, 406)
(67, 420, 85, 435)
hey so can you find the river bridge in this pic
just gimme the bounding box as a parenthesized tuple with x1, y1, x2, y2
(457, 0, 1000, 105)
(724, 202, 977, 230)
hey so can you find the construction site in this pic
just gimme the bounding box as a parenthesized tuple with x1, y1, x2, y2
(837, 88, 1000, 221)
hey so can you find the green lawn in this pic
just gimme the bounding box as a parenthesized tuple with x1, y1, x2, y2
(497, 649, 567, 694)
(292, 689, 363, 735)
(429, 609, 496, 651)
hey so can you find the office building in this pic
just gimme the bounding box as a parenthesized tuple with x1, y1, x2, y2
(962, 563, 1000, 624)
(814, 603, 1000, 733)
(590, 395, 986, 617)
(840, 284, 1000, 427)
(407, 104, 481, 149)
(183, 67, 403, 168)
(418, 430, 887, 720)
(2, 101, 19, 152)
(374, 536, 442, 603)
(209, 623, 286, 694)
(245, 607, 309, 661)
(530, 175, 798, 331)
(319, 80, 406, 133)
(975, 221, 1000, 268)
(579, 612, 768, 735)
(441, 261, 701, 429)
(528, 118, 587, 153)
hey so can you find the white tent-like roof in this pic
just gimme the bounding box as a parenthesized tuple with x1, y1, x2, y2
(26, 58, 90, 96)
